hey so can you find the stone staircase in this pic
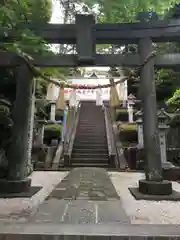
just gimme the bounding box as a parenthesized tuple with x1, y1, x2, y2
(71, 101, 110, 168)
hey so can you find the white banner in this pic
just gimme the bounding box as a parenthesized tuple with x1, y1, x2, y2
(64, 78, 111, 101)
(64, 88, 110, 101)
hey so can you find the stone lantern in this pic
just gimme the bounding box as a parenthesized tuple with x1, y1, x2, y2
(135, 109, 143, 148)
(127, 94, 136, 123)
(157, 109, 174, 169)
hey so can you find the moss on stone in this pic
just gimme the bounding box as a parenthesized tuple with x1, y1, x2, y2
(115, 109, 128, 121)
(0, 105, 10, 115)
(118, 123, 137, 132)
(116, 109, 128, 114)
(44, 124, 62, 133)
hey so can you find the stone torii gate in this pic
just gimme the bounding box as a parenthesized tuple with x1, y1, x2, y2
(1, 12, 180, 199)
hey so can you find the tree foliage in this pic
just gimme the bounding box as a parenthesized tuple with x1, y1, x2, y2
(0, 0, 52, 53)
(79, 0, 180, 108)
(83, 0, 180, 23)
(0, 0, 71, 101)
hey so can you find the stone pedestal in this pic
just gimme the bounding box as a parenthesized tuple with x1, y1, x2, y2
(0, 178, 31, 194)
(139, 179, 172, 195)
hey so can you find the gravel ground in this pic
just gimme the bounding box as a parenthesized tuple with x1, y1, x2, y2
(110, 172, 180, 224)
(0, 171, 68, 221)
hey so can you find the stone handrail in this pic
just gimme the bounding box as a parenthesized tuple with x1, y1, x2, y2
(64, 103, 81, 165)
(104, 106, 116, 167)
(105, 105, 127, 169)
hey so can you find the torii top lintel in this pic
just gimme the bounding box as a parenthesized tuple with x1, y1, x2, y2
(1, 14, 180, 67)
(2, 14, 180, 46)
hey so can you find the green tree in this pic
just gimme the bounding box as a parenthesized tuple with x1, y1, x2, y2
(84, 0, 180, 23)
(0, 0, 69, 100)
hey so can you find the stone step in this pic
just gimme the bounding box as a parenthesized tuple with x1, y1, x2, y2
(69, 102, 108, 168)
(76, 127, 105, 130)
(73, 144, 107, 149)
(74, 138, 107, 142)
(77, 125, 104, 128)
(75, 133, 106, 136)
(72, 148, 108, 154)
(75, 137, 107, 141)
(71, 158, 109, 163)
(71, 153, 108, 158)
(76, 127, 105, 131)
(75, 134, 106, 137)
(79, 118, 103, 119)
(78, 119, 104, 122)
(74, 142, 107, 146)
(76, 131, 106, 135)
(71, 163, 110, 167)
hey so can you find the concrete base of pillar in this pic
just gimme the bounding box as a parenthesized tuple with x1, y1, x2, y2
(0, 178, 41, 198)
(138, 179, 172, 195)
(129, 179, 180, 201)
(0, 178, 31, 193)
(129, 186, 180, 201)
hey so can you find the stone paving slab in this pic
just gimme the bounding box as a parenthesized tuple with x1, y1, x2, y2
(47, 168, 120, 201)
(28, 200, 66, 223)
(97, 201, 129, 224)
(29, 199, 130, 224)
(63, 201, 96, 224)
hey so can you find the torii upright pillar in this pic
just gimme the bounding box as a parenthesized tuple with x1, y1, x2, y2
(0, 64, 34, 194)
(129, 38, 173, 198)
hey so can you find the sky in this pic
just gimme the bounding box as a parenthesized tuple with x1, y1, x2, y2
(50, 0, 63, 24)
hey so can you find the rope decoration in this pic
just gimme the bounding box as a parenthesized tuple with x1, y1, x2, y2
(3, 50, 157, 89)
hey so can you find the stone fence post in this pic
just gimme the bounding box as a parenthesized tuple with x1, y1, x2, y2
(157, 109, 174, 169)
(37, 119, 47, 146)
(127, 94, 136, 123)
(49, 101, 56, 121)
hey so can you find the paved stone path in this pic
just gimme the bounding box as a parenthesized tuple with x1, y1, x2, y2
(29, 168, 130, 224)
(29, 199, 129, 224)
(47, 167, 120, 201)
